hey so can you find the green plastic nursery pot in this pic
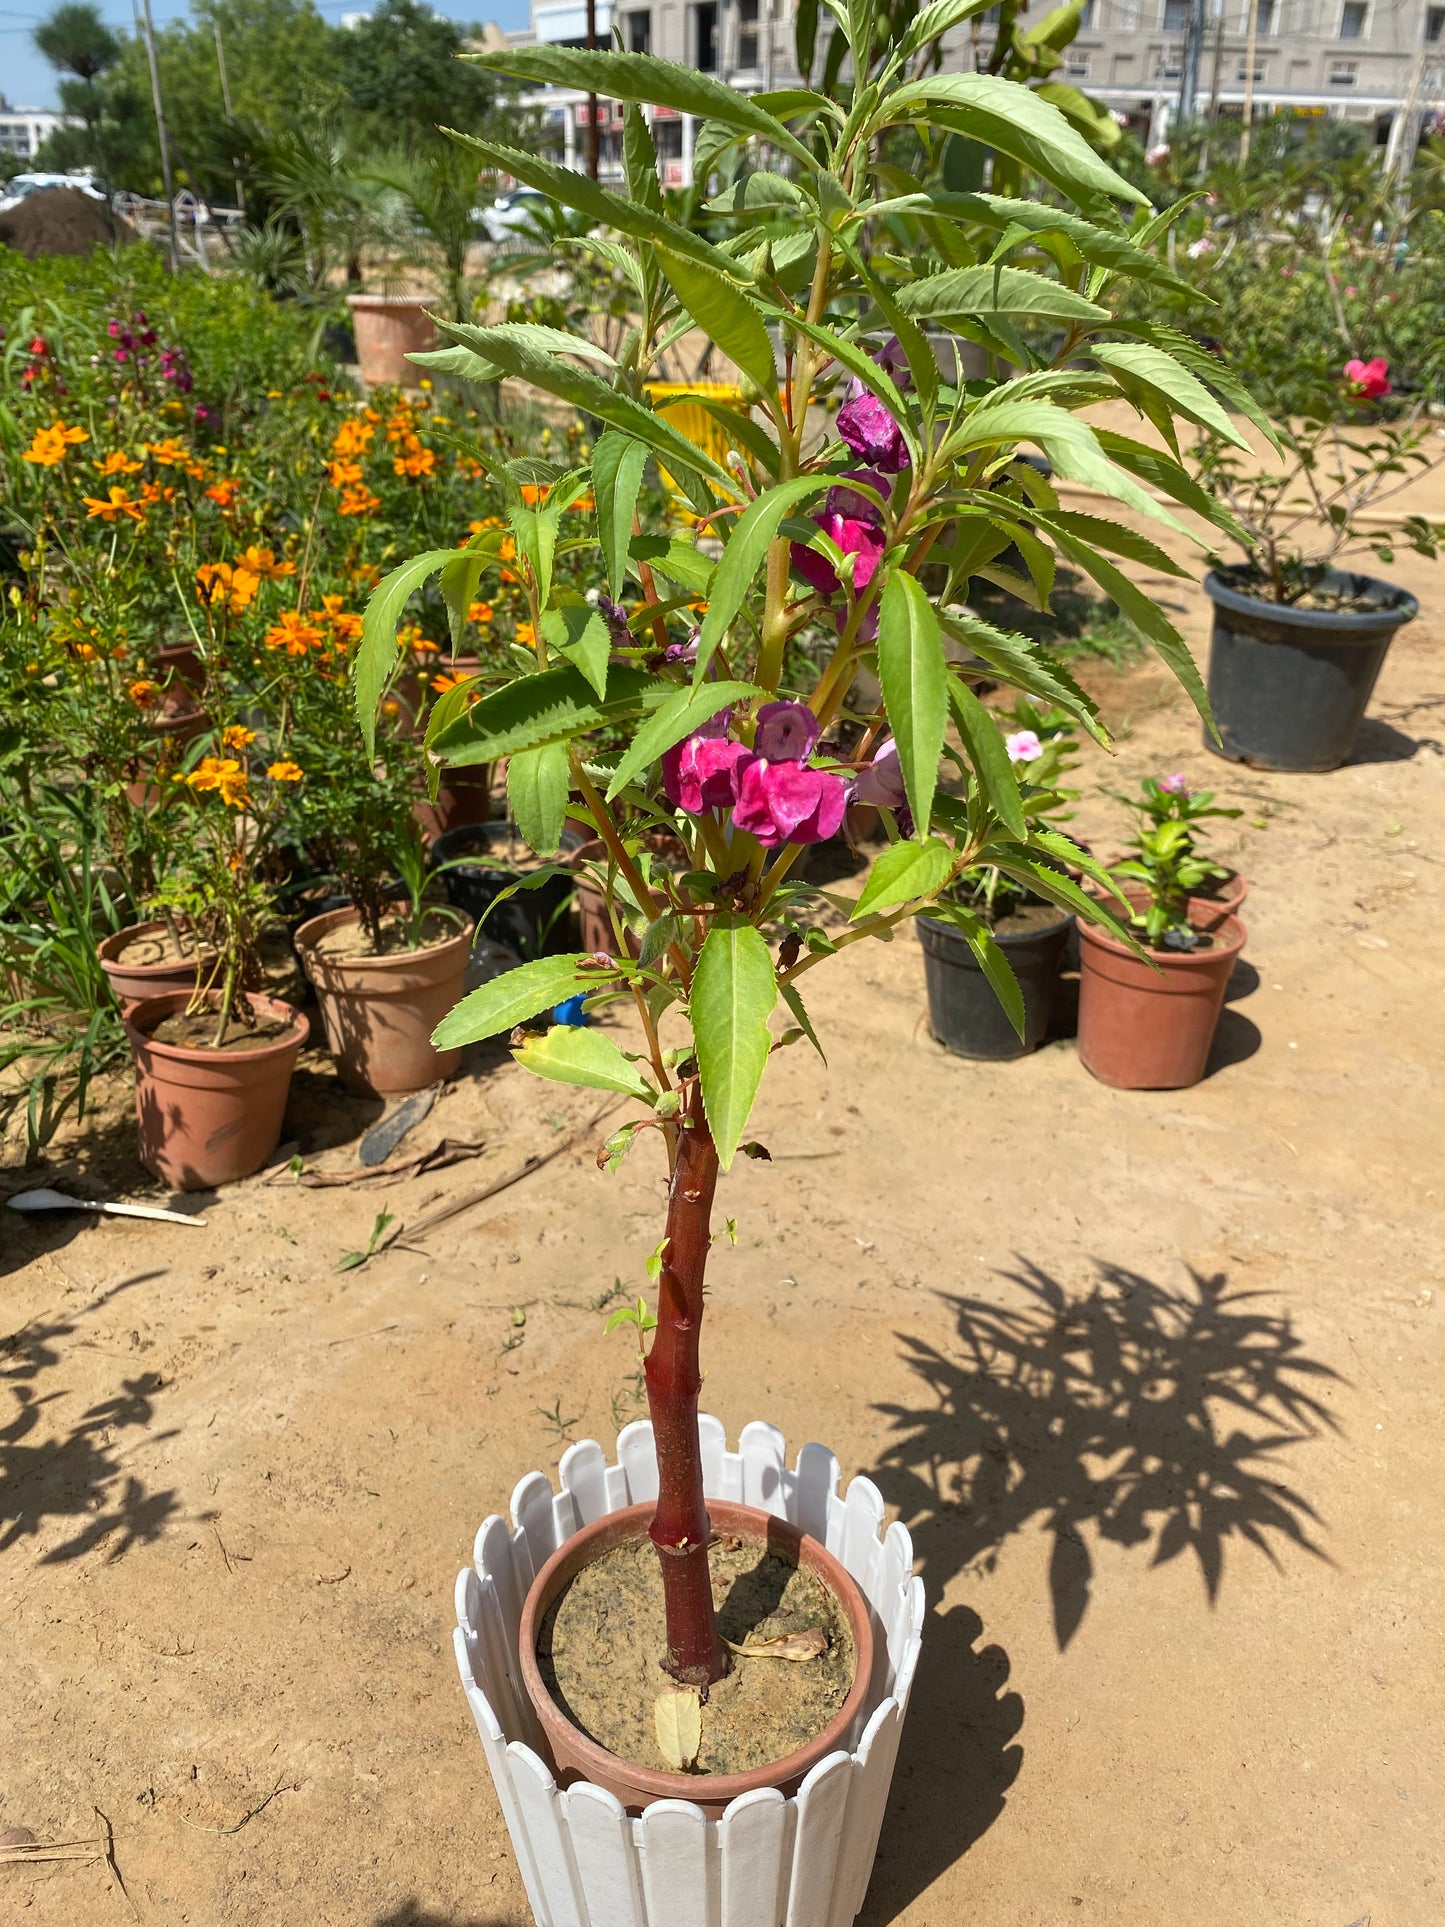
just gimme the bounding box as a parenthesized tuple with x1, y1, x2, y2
(1077, 912, 1246, 1091)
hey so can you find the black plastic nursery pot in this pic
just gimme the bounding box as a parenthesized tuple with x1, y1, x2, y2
(431, 822, 586, 959)
(917, 905, 1074, 1061)
(1203, 566, 1417, 772)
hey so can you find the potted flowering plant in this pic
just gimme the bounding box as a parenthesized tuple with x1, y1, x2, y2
(124, 737, 309, 1189)
(354, 8, 1256, 1914)
(915, 700, 1082, 1058)
(1077, 772, 1245, 1090)
(1192, 356, 1445, 771)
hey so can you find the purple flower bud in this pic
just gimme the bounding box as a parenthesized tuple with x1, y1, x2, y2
(836, 389, 909, 473)
(754, 701, 820, 764)
(596, 593, 630, 648)
(853, 736, 907, 810)
(661, 626, 700, 665)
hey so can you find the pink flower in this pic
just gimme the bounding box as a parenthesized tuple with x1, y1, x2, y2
(1159, 771, 1190, 795)
(836, 388, 909, 473)
(853, 736, 906, 810)
(662, 734, 755, 813)
(1005, 729, 1043, 763)
(1344, 285, 1358, 298)
(791, 513, 887, 599)
(1344, 356, 1390, 399)
(732, 758, 848, 847)
(754, 700, 820, 763)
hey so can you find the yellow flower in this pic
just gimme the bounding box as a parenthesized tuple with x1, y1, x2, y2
(330, 418, 375, 458)
(263, 611, 325, 656)
(196, 561, 260, 615)
(23, 420, 88, 467)
(515, 621, 536, 648)
(236, 544, 295, 582)
(128, 679, 161, 708)
(145, 438, 189, 465)
(187, 756, 251, 809)
(327, 459, 363, 488)
(83, 487, 146, 524)
(92, 449, 143, 477)
(338, 484, 381, 517)
(205, 478, 241, 509)
(222, 724, 257, 751)
(267, 760, 304, 782)
(392, 442, 437, 480)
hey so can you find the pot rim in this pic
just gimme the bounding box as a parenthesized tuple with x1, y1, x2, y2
(99, 919, 216, 971)
(1078, 909, 1247, 966)
(293, 903, 472, 972)
(916, 901, 1075, 944)
(1204, 565, 1418, 635)
(345, 292, 433, 312)
(517, 1498, 877, 1809)
(123, 987, 307, 1063)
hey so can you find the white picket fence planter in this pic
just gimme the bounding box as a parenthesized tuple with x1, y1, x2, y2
(454, 1415, 925, 1927)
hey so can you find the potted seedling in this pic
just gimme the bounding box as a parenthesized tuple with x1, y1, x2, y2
(1105, 772, 1245, 932)
(124, 742, 308, 1189)
(915, 703, 1081, 1059)
(353, 8, 1258, 1916)
(1193, 358, 1443, 771)
(1077, 791, 1246, 1091)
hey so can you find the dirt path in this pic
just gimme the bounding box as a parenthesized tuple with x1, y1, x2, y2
(3, 539, 1443, 1926)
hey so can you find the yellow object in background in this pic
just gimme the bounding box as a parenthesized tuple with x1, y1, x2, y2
(643, 382, 750, 519)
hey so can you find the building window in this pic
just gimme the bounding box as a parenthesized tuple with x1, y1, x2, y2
(737, 0, 760, 68)
(1254, 0, 1276, 33)
(1338, 0, 1366, 36)
(693, 0, 718, 69)
(1162, 0, 1189, 27)
(1067, 51, 1092, 73)
(1077, 0, 1097, 24)
(1427, 4, 1445, 39)
(1328, 56, 1359, 80)
(626, 9, 651, 51)
(1235, 60, 1267, 78)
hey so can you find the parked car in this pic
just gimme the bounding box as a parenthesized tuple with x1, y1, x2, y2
(0, 172, 108, 215)
(473, 188, 549, 243)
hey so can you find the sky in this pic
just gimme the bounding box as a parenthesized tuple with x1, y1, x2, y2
(1, 0, 530, 113)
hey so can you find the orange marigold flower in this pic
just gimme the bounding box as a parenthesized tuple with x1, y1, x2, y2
(195, 561, 260, 614)
(338, 484, 381, 517)
(205, 478, 240, 508)
(128, 679, 161, 708)
(23, 421, 89, 467)
(267, 760, 304, 782)
(185, 461, 209, 481)
(455, 455, 484, 479)
(392, 444, 437, 479)
(145, 437, 190, 466)
(140, 481, 178, 505)
(327, 459, 363, 489)
(187, 756, 251, 808)
(331, 418, 375, 458)
(93, 449, 143, 477)
(83, 486, 146, 524)
(264, 611, 324, 656)
(222, 724, 257, 751)
(429, 671, 466, 695)
(519, 483, 546, 507)
(467, 601, 493, 624)
(515, 621, 536, 648)
(236, 544, 295, 581)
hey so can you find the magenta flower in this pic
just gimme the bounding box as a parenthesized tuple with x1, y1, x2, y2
(836, 387, 909, 472)
(754, 700, 820, 763)
(732, 758, 848, 847)
(853, 736, 907, 810)
(1159, 772, 1190, 795)
(1344, 356, 1390, 399)
(791, 512, 886, 599)
(662, 733, 755, 813)
(1005, 729, 1043, 764)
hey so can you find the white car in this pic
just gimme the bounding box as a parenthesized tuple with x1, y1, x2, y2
(0, 172, 108, 216)
(474, 188, 549, 243)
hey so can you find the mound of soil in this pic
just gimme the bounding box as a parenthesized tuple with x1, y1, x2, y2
(0, 187, 138, 258)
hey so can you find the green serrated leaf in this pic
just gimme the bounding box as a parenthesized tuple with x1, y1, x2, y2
(878, 572, 948, 840)
(691, 916, 776, 1171)
(513, 1024, 653, 1098)
(432, 954, 597, 1049)
(853, 836, 954, 917)
(606, 679, 759, 800)
(541, 599, 612, 699)
(592, 432, 650, 600)
(694, 478, 832, 679)
(355, 547, 462, 758)
(947, 678, 1027, 839)
(506, 741, 572, 858)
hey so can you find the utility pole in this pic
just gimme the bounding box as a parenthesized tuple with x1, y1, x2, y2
(1385, 45, 1427, 205)
(585, 0, 600, 182)
(212, 20, 245, 214)
(1206, 0, 1226, 121)
(1178, 0, 1205, 127)
(135, 0, 180, 272)
(1239, 0, 1261, 166)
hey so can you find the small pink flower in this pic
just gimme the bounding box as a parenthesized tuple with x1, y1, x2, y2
(1159, 772, 1190, 795)
(662, 735, 755, 813)
(1344, 356, 1390, 399)
(732, 758, 848, 847)
(1344, 285, 1358, 298)
(1005, 729, 1043, 764)
(853, 736, 906, 810)
(791, 513, 887, 599)
(753, 700, 819, 763)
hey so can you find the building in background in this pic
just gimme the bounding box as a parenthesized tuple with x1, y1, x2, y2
(0, 99, 69, 162)
(507, 0, 1445, 177)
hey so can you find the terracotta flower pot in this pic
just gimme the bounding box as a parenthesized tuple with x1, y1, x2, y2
(1089, 871, 1248, 935)
(1077, 911, 1247, 1091)
(99, 920, 214, 1018)
(346, 294, 438, 387)
(412, 764, 494, 843)
(125, 989, 306, 1190)
(517, 1498, 876, 1820)
(294, 906, 471, 1096)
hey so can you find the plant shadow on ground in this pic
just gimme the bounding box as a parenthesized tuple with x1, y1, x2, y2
(861, 1259, 1339, 1916)
(370, 1908, 523, 1927)
(1, 1267, 196, 1563)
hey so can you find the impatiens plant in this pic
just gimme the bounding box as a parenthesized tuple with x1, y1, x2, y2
(355, 0, 1262, 1687)
(1111, 772, 1241, 946)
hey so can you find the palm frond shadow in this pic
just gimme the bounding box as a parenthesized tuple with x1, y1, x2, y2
(875, 1259, 1340, 1651)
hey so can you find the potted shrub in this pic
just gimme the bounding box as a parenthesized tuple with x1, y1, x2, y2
(1101, 771, 1246, 933)
(124, 742, 308, 1188)
(1193, 359, 1442, 770)
(354, 14, 1253, 1915)
(914, 705, 1080, 1059)
(1077, 799, 1246, 1091)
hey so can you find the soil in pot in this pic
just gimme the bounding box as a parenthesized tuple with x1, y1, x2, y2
(310, 908, 458, 962)
(99, 921, 214, 1016)
(539, 1532, 856, 1778)
(146, 1007, 295, 1052)
(919, 898, 1074, 1060)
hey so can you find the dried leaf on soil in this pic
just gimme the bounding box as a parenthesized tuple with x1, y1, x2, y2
(723, 1629, 828, 1661)
(654, 1684, 703, 1769)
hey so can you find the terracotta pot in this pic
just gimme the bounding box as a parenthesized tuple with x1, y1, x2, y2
(572, 833, 688, 958)
(294, 906, 471, 1096)
(99, 920, 214, 1018)
(346, 294, 438, 387)
(157, 640, 206, 700)
(1088, 870, 1249, 935)
(413, 764, 493, 843)
(517, 1498, 876, 1820)
(125, 989, 306, 1190)
(1077, 911, 1247, 1091)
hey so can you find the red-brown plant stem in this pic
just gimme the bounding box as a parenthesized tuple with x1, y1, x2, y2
(644, 1081, 729, 1687)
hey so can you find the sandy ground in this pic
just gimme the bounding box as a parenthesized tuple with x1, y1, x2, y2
(4, 515, 1444, 1927)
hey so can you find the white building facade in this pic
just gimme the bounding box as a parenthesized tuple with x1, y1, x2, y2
(0, 100, 69, 162)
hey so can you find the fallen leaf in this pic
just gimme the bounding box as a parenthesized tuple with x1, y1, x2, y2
(723, 1629, 828, 1661)
(654, 1684, 702, 1769)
